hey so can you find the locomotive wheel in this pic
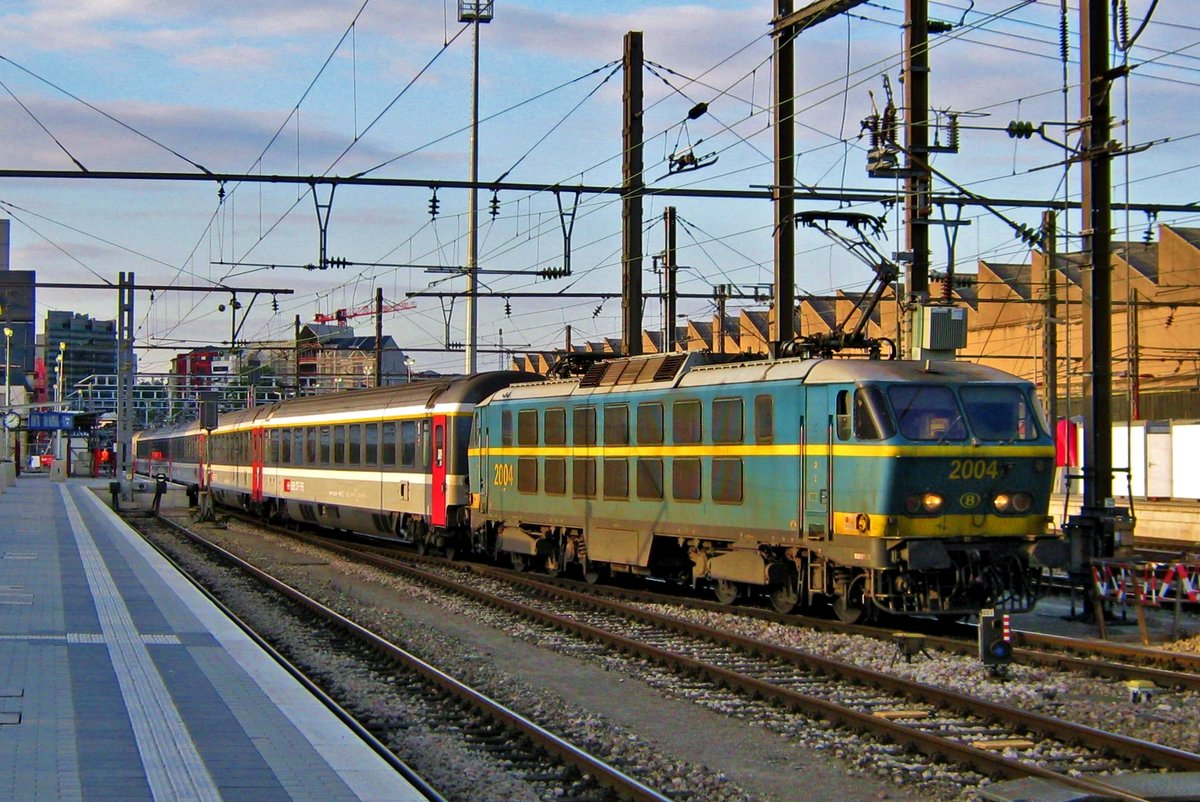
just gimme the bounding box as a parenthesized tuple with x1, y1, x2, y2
(510, 554, 529, 572)
(832, 576, 872, 623)
(714, 580, 740, 605)
(769, 581, 801, 614)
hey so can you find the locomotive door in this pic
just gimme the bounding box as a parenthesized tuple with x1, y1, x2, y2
(250, 427, 265, 502)
(803, 388, 832, 541)
(431, 415, 447, 527)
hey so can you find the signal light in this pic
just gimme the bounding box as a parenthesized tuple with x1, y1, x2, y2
(978, 609, 1013, 669)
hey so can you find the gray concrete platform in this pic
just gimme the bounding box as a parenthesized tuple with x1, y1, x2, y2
(0, 476, 428, 802)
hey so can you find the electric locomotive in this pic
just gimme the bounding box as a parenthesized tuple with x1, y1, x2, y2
(468, 351, 1067, 621)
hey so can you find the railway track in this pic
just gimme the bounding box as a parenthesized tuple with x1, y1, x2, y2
(205, 518, 1200, 802)
(128, 513, 675, 802)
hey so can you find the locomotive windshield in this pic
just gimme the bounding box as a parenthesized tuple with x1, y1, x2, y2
(887, 385, 968, 441)
(886, 383, 1044, 442)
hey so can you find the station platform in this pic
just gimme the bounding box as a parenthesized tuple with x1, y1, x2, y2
(0, 474, 429, 802)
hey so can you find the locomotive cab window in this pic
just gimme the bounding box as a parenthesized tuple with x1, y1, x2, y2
(960, 386, 1041, 441)
(854, 387, 894, 440)
(501, 410, 513, 446)
(888, 385, 967, 441)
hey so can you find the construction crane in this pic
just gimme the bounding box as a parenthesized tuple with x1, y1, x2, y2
(314, 298, 416, 326)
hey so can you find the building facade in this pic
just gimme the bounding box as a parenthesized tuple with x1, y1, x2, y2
(45, 311, 118, 400)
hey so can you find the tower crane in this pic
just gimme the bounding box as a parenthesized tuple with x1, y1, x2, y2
(314, 298, 416, 326)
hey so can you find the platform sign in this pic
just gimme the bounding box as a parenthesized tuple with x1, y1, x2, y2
(27, 411, 75, 431)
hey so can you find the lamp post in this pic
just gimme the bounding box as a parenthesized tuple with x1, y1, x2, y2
(3, 326, 12, 463)
(405, 356, 415, 383)
(56, 342, 66, 461)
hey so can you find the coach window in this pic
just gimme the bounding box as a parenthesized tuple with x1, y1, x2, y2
(637, 403, 664, 445)
(545, 408, 566, 446)
(348, 424, 362, 464)
(305, 427, 317, 464)
(319, 426, 332, 465)
(573, 407, 596, 447)
(712, 398, 743, 444)
(280, 428, 292, 463)
(517, 409, 538, 446)
(836, 391, 852, 441)
(673, 458, 702, 501)
(604, 404, 629, 445)
(365, 422, 379, 465)
(712, 458, 743, 503)
(636, 458, 664, 500)
(333, 426, 346, 465)
(754, 394, 774, 444)
(603, 458, 628, 499)
(673, 399, 702, 444)
(545, 458, 566, 495)
(382, 421, 397, 467)
(400, 420, 417, 467)
(502, 410, 513, 446)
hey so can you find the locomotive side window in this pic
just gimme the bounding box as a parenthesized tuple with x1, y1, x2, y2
(604, 404, 629, 445)
(365, 423, 378, 465)
(672, 458, 702, 501)
(573, 407, 596, 446)
(604, 458, 629, 499)
(382, 422, 397, 467)
(517, 409, 538, 446)
(712, 398, 743, 444)
(348, 424, 361, 464)
(888, 386, 968, 441)
(572, 458, 596, 497)
(501, 410, 513, 446)
(960, 386, 1040, 440)
(836, 391, 853, 440)
(637, 403, 664, 444)
(754, 395, 774, 444)
(637, 458, 664, 499)
(545, 458, 566, 494)
(712, 458, 743, 503)
(517, 457, 538, 492)
(400, 420, 417, 466)
(672, 399, 701, 444)
(545, 408, 566, 446)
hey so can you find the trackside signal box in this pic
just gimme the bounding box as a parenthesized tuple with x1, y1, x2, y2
(978, 608, 1013, 668)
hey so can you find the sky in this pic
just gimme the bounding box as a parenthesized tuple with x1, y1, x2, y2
(0, 0, 1196, 376)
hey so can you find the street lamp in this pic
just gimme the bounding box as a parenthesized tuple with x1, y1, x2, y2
(405, 357, 416, 383)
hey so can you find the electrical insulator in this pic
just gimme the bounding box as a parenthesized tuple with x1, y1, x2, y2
(947, 114, 960, 151)
(428, 191, 440, 219)
(271, 296, 279, 312)
(504, 298, 511, 316)
(978, 609, 1013, 669)
(1006, 120, 1035, 139)
(490, 192, 500, 219)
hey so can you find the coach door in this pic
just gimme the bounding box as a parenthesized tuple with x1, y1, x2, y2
(431, 415, 448, 527)
(250, 427, 265, 502)
(803, 388, 832, 542)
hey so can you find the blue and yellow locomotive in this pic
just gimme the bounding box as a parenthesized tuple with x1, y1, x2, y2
(469, 352, 1065, 621)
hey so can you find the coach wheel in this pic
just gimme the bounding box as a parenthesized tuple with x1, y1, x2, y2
(510, 553, 529, 572)
(769, 578, 801, 614)
(584, 562, 610, 585)
(832, 575, 870, 624)
(714, 580, 740, 606)
(443, 542, 457, 561)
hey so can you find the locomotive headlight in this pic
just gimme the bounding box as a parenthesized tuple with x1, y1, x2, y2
(993, 492, 1033, 514)
(993, 493, 1011, 512)
(907, 492, 944, 514)
(1011, 492, 1033, 513)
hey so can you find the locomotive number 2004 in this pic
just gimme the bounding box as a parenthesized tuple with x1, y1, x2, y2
(493, 463, 515, 486)
(948, 459, 1000, 480)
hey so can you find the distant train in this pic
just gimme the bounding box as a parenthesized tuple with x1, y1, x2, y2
(134, 351, 1067, 622)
